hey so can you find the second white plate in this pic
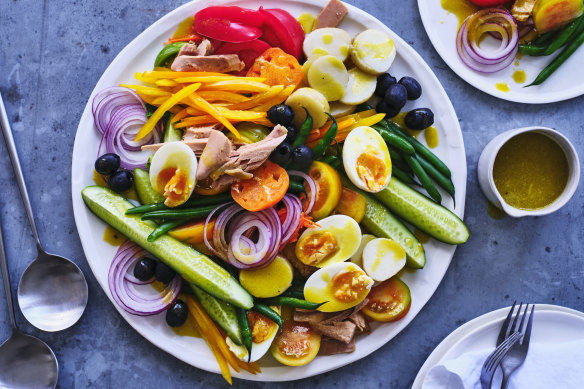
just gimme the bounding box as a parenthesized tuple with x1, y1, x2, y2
(418, 0, 584, 103)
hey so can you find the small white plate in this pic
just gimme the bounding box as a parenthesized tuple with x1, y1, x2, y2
(412, 304, 584, 388)
(418, 1, 584, 103)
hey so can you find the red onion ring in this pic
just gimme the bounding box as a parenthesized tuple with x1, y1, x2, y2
(93, 87, 162, 169)
(108, 241, 181, 316)
(280, 194, 302, 244)
(288, 171, 316, 214)
(456, 8, 519, 73)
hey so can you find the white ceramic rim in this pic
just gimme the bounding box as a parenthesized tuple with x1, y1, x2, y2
(483, 127, 580, 217)
(411, 304, 584, 388)
(71, 0, 467, 381)
(417, 0, 584, 104)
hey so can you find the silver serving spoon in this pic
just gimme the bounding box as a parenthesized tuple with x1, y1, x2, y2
(0, 92, 88, 331)
(0, 215, 58, 388)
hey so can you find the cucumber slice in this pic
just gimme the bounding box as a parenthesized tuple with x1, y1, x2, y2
(134, 168, 164, 205)
(81, 186, 253, 309)
(191, 285, 243, 345)
(341, 176, 426, 269)
(374, 178, 469, 245)
(163, 115, 183, 143)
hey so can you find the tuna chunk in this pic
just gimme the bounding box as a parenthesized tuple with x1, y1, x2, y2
(196, 130, 233, 180)
(348, 311, 370, 333)
(313, 0, 348, 30)
(171, 54, 244, 73)
(319, 336, 356, 355)
(311, 320, 357, 344)
(178, 43, 200, 57)
(182, 124, 222, 142)
(141, 139, 208, 156)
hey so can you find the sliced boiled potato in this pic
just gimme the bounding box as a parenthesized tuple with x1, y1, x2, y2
(303, 27, 351, 61)
(340, 67, 377, 105)
(349, 234, 376, 268)
(307, 55, 349, 102)
(286, 87, 330, 128)
(362, 238, 406, 282)
(329, 101, 356, 118)
(350, 29, 396, 75)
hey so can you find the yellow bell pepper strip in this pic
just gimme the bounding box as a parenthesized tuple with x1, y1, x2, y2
(174, 116, 218, 128)
(199, 80, 271, 93)
(170, 107, 190, 124)
(185, 107, 207, 116)
(141, 70, 227, 78)
(250, 85, 296, 112)
(187, 93, 240, 138)
(344, 113, 385, 131)
(173, 76, 266, 83)
(120, 84, 171, 97)
(196, 91, 250, 104)
(215, 107, 267, 121)
(134, 82, 201, 141)
(133, 72, 159, 84)
(155, 79, 179, 87)
(305, 117, 358, 145)
(226, 85, 284, 111)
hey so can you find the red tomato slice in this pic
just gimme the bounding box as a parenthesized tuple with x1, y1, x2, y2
(194, 18, 262, 43)
(215, 40, 272, 74)
(259, 7, 305, 60)
(468, 0, 509, 6)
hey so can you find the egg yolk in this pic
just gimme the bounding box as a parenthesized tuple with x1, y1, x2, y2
(248, 310, 276, 343)
(159, 167, 191, 207)
(298, 231, 339, 266)
(278, 323, 313, 358)
(356, 152, 389, 191)
(330, 269, 370, 303)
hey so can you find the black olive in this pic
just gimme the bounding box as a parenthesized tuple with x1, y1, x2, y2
(154, 261, 176, 284)
(108, 170, 134, 193)
(133, 257, 156, 281)
(375, 73, 397, 97)
(376, 101, 400, 118)
(398, 77, 422, 100)
(404, 108, 434, 130)
(384, 83, 408, 110)
(291, 145, 314, 171)
(95, 153, 121, 176)
(166, 299, 188, 327)
(284, 126, 297, 145)
(270, 142, 293, 166)
(267, 104, 294, 126)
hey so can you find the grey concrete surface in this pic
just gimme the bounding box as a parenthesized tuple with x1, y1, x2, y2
(0, 0, 582, 388)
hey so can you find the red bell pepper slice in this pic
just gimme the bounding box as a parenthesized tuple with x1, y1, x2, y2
(215, 40, 272, 74)
(194, 18, 262, 43)
(195, 6, 265, 27)
(259, 7, 305, 60)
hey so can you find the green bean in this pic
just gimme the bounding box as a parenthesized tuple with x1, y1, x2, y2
(320, 155, 342, 170)
(312, 113, 338, 159)
(532, 30, 559, 46)
(141, 204, 218, 221)
(154, 42, 188, 68)
(371, 124, 415, 155)
(387, 147, 405, 164)
(355, 103, 374, 113)
(404, 155, 442, 203)
(386, 120, 452, 178)
(236, 307, 252, 362)
(126, 192, 233, 215)
(527, 26, 584, 86)
(518, 43, 548, 56)
(540, 14, 584, 56)
(147, 218, 190, 242)
(282, 289, 305, 299)
(259, 297, 325, 310)
(252, 304, 283, 334)
(415, 155, 455, 198)
(287, 180, 306, 194)
(292, 108, 313, 148)
(291, 278, 306, 289)
(392, 165, 417, 186)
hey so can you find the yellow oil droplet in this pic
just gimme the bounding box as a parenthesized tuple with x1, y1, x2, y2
(322, 33, 333, 44)
(173, 16, 194, 39)
(512, 70, 526, 84)
(297, 13, 315, 33)
(321, 272, 331, 282)
(496, 82, 510, 92)
(424, 127, 439, 149)
(312, 47, 328, 56)
(151, 281, 167, 293)
(514, 61, 520, 66)
(516, 52, 524, 60)
(103, 226, 127, 246)
(440, 0, 479, 27)
(486, 201, 506, 220)
(171, 312, 201, 338)
(93, 170, 108, 187)
(413, 229, 431, 244)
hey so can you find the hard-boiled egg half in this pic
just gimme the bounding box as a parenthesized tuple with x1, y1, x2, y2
(149, 142, 197, 207)
(304, 262, 373, 312)
(295, 214, 361, 268)
(350, 29, 396, 74)
(343, 126, 392, 192)
(226, 306, 281, 362)
(362, 238, 406, 282)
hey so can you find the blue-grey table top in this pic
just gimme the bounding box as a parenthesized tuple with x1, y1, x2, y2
(0, 0, 582, 387)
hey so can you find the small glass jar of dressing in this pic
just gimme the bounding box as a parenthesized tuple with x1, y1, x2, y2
(478, 126, 580, 217)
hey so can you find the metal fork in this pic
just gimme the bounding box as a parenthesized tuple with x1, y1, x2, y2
(498, 303, 535, 389)
(480, 331, 522, 389)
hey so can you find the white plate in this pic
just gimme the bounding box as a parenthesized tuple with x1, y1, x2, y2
(71, 0, 467, 381)
(412, 304, 584, 388)
(418, 1, 584, 103)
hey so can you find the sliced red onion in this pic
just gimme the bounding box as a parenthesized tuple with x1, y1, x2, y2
(456, 8, 519, 73)
(288, 171, 316, 214)
(92, 87, 162, 169)
(108, 241, 181, 316)
(280, 194, 302, 244)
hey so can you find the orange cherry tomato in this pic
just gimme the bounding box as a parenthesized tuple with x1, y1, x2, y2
(231, 160, 289, 212)
(361, 277, 412, 322)
(246, 48, 303, 88)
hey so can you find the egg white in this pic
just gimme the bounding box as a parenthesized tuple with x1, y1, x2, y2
(149, 142, 197, 206)
(362, 238, 406, 282)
